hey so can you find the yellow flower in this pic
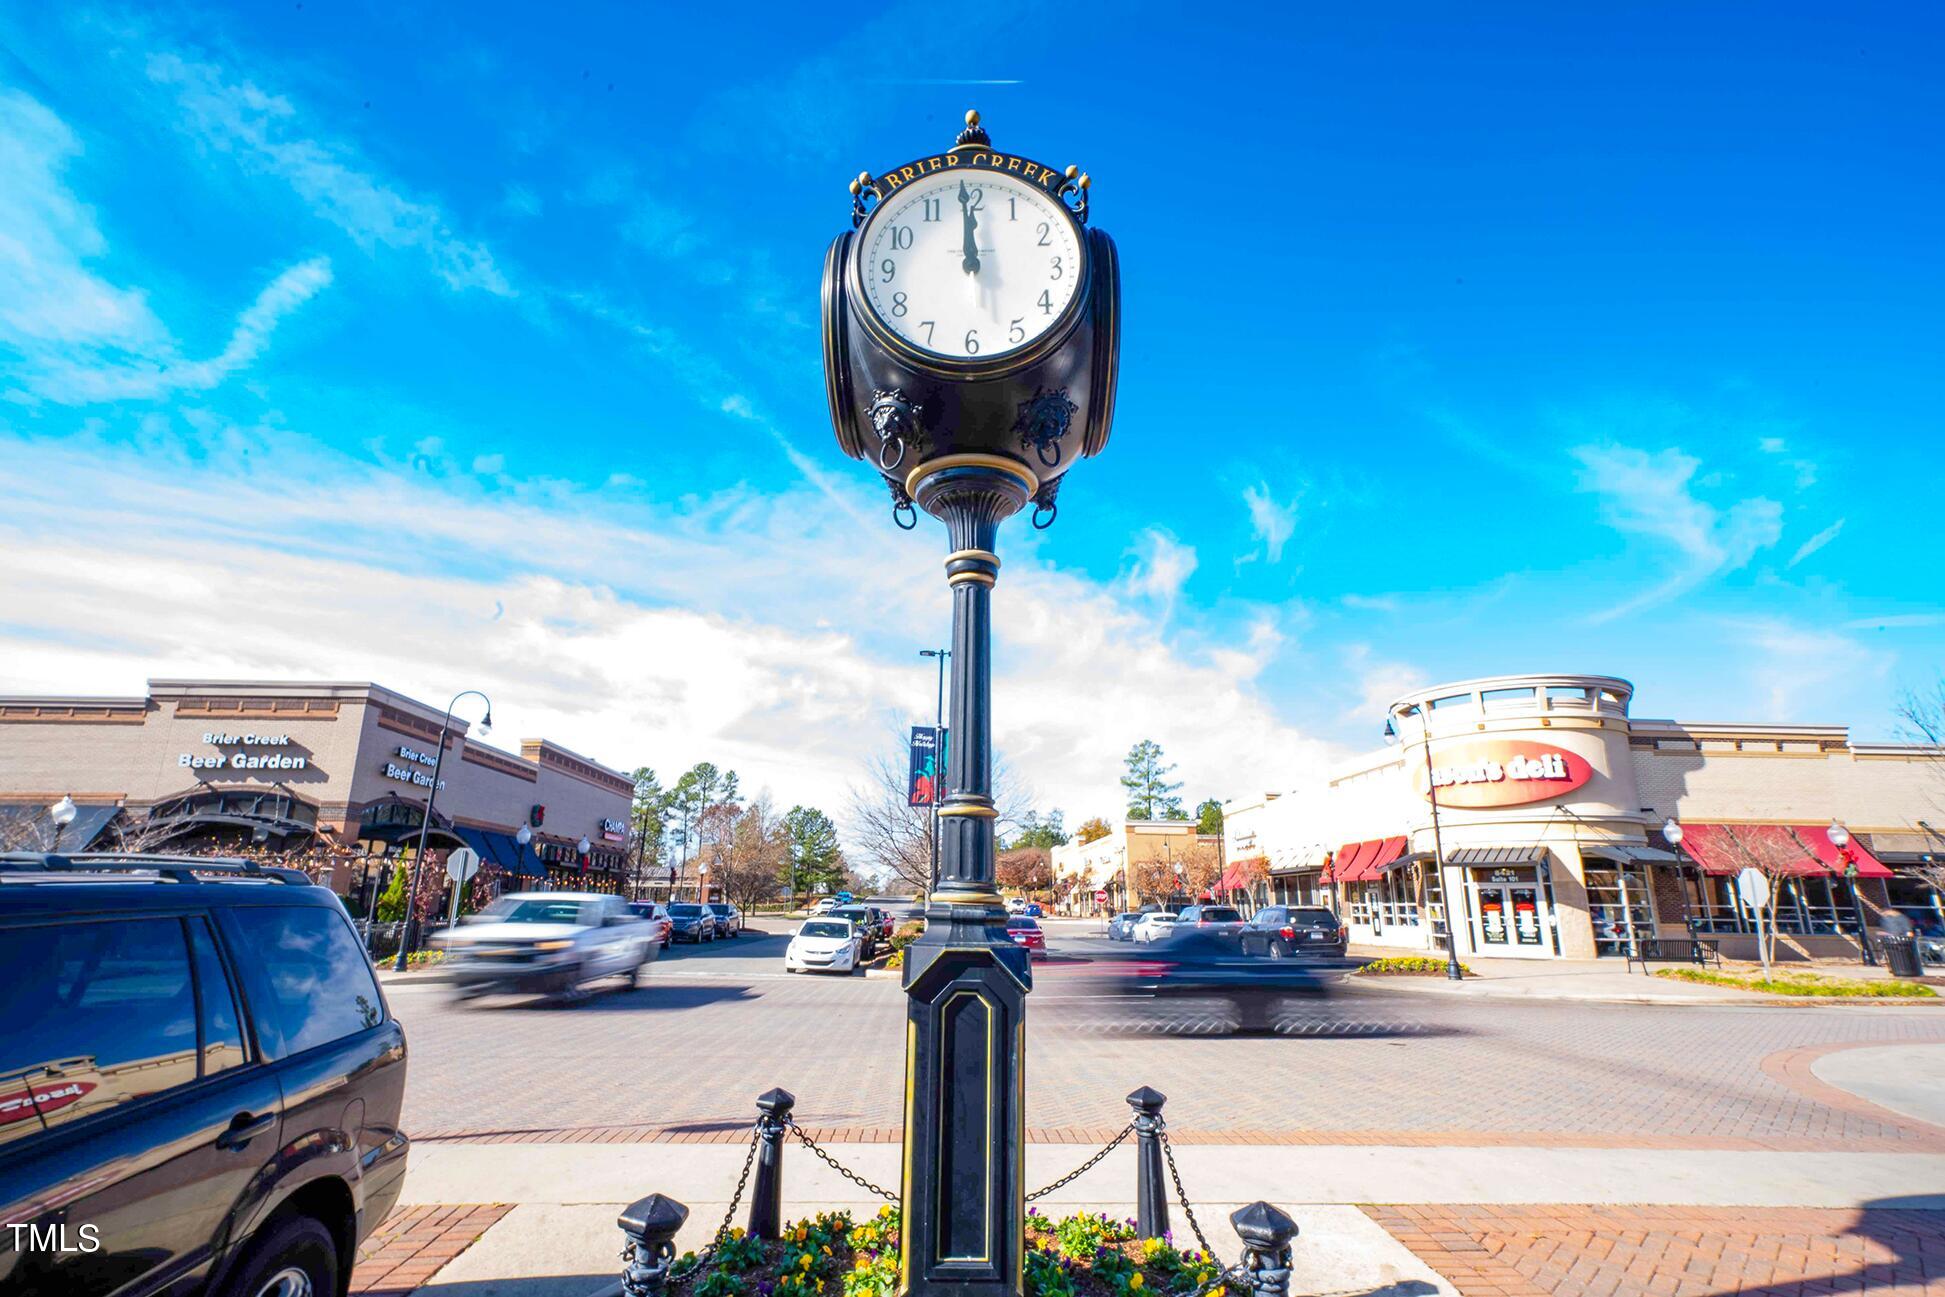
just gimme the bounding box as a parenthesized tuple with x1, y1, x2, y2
(800, 1255, 814, 1271)
(1130, 1274, 1145, 1290)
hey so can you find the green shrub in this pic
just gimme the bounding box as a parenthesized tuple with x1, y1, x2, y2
(373, 867, 407, 922)
(1356, 956, 1471, 977)
(1654, 967, 1934, 997)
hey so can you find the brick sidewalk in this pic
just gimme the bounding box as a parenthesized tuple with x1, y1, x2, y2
(349, 1203, 513, 1296)
(1364, 1205, 1945, 1297)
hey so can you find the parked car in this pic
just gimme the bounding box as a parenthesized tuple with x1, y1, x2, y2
(629, 901, 674, 947)
(443, 892, 658, 998)
(785, 918, 863, 974)
(830, 905, 883, 958)
(1239, 905, 1348, 959)
(0, 851, 410, 1297)
(811, 897, 838, 915)
(1107, 911, 1143, 941)
(1175, 905, 1246, 938)
(1004, 915, 1047, 959)
(706, 901, 743, 937)
(1133, 912, 1180, 943)
(1024, 903, 1044, 917)
(1005, 897, 1028, 915)
(665, 902, 716, 943)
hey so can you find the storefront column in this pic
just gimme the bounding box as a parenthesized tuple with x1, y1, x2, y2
(1549, 848, 1598, 959)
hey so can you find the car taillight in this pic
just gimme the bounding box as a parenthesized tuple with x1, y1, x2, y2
(1279, 927, 1295, 939)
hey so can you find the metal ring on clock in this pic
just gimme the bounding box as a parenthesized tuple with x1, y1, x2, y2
(1032, 501, 1057, 530)
(1035, 438, 1063, 470)
(893, 500, 918, 530)
(877, 436, 907, 472)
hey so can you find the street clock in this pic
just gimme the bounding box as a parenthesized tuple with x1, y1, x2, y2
(823, 110, 1119, 528)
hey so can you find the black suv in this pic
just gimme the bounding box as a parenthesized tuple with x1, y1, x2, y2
(1239, 904, 1349, 958)
(0, 853, 409, 1297)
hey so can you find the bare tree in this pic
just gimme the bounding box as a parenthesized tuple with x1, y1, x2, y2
(1708, 825, 1822, 973)
(845, 724, 1033, 896)
(996, 847, 1052, 895)
(711, 796, 788, 912)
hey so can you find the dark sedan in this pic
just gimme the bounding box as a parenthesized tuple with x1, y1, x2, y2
(830, 906, 884, 957)
(1238, 905, 1349, 959)
(666, 902, 716, 943)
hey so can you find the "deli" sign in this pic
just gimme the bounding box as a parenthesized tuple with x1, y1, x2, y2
(1415, 740, 1593, 808)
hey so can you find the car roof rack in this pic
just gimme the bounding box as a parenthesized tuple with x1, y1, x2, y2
(0, 851, 313, 886)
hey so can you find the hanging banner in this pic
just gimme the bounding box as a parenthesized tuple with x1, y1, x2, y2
(908, 726, 943, 806)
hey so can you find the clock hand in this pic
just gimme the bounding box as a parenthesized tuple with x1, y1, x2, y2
(957, 181, 980, 274)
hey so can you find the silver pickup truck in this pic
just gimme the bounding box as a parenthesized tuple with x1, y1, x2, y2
(441, 891, 658, 1000)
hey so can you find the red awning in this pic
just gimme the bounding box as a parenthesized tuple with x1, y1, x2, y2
(1332, 835, 1409, 883)
(1325, 839, 1371, 884)
(1788, 823, 1894, 878)
(1676, 824, 1829, 877)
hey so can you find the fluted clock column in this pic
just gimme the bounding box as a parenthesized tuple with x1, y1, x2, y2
(897, 454, 1035, 1297)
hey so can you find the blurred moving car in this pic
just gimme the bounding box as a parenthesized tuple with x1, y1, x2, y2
(1114, 928, 1335, 1031)
(1107, 911, 1142, 941)
(666, 901, 716, 943)
(628, 901, 674, 947)
(1175, 905, 1245, 938)
(0, 852, 409, 1297)
(706, 901, 743, 938)
(444, 892, 657, 998)
(1238, 905, 1348, 959)
(1133, 912, 1180, 943)
(1005, 915, 1047, 959)
(830, 905, 883, 958)
(785, 918, 862, 974)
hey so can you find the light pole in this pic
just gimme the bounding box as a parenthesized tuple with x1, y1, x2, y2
(1389, 704, 1463, 981)
(1828, 820, 1876, 967)
(697, 863, 709, 903)
(49, 794, 77, 852)
(920, 647, 950, 893)
(393, 690, 492, 972)
(1662, 817, 1703, 955)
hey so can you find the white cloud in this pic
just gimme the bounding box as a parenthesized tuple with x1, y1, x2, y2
(1570, 443, 1783, 620)
(1727, 619, 1891, 717)
(1240, 481, 1298, 564)
(0, 88, 332, 404)
(472, 452, 506, 475)
(1120, 529, 1198, 616)
(0, 432, 1334, 845)
(1787, 518, 1845, 568)
(144, 52, 512, 296)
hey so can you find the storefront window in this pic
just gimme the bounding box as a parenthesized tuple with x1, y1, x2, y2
(1424, 866, 1447, 939)
(1583, 861, 1654, 956)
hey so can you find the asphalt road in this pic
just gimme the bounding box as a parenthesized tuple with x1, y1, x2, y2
(390, 917, 1945, 1145)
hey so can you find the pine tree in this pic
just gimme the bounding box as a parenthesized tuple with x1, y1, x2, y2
(1121, 739, 1185, 820)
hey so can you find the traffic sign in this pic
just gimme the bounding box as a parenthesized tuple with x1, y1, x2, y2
(446, 847, 481, 884)
(1735, 866, 1769, 910)
(1093, 889, 1109, 905)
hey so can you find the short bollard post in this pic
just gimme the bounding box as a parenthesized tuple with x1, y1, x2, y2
(1230, 1202, 1299, 1297)
(1127, 1085, 1169, 1239)
(748, 1087, 796, 1240)
(619, 1193, 689, 1297)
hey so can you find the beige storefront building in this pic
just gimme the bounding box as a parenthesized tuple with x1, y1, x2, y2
(0, 679, 636, 901)
(1224, 673, 1944, 963)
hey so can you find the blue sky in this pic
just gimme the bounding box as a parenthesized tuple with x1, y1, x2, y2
(1, 3, 1940, 827)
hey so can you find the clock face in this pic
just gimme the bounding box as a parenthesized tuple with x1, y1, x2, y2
(859, 170, 1084, 362)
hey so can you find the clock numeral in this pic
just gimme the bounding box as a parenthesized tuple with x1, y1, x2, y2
(1037, 290, 1054, 315)
(1049, 255, 1063, 280)
(1036, 221, 1051, 247)
(1008, 197, 1017, 221)
(964, 328, 980, 355)
(891, 291, 908, 317)
(965, 187, 984, 212)
(890, 226, 913, 250)
(880, 258, 896, 283)
(922, 198, 941, 222)
(919, 320, 935, 345)
(1008, 318, 1025, 344)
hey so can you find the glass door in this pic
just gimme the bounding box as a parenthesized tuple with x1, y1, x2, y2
(1477, 885, 1511, 946)
(1509, 886, 1543, 945)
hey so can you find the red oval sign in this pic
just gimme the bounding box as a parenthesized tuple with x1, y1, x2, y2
(1416, 740, 1594, 809)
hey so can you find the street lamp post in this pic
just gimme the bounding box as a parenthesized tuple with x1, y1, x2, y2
(697, 863, 709, 903)
(1390, 705, 1464, 981)
(49, 794, 77, 852)
(393, 690, 492, 973)
(920, 647, 950, 893)
(1828, 820, 1876, 967)
(1662, 817, 1704, 959)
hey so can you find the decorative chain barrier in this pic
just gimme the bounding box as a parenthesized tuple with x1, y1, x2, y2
(1158, 1126, 1221, 1265)
(652, 1127, 760, 1290)
(1025, 1121, 1135, 1201)
(786, 1117, 900, 1202)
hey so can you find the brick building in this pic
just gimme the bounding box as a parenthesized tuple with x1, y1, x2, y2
(1223, 673, 1944, 963)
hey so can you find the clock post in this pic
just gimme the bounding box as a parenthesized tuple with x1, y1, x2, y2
(823, 111, 1119, 1297)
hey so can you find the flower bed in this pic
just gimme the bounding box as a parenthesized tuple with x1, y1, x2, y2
(1653, 968, 1934, 997)
(676, 1207, 1223, 1297)
(1354, 956, 1470, 977)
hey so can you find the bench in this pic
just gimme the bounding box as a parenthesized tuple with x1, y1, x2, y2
(1624, 936, 1723, 972)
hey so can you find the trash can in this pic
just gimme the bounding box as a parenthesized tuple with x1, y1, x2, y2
(1880, 933, 1922, 979)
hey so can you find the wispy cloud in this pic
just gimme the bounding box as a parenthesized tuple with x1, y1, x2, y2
(1726, 617, 1891, 717)
(1787, 518, 1845, 568)
(1239, 481, 1298, 565)
(1842, 612, 1945, 631)
(0, 88, 332, 404)
(143, 51, 512, 296)
(1570, 443, 1782, 621)
(1121, 528, 1199, 617)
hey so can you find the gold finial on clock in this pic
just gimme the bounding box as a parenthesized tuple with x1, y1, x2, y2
(953, 108, 990, 151)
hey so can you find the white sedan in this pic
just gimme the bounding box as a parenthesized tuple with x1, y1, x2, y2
(785, 918, 863, 974)
(1133, 912, 1180, 944)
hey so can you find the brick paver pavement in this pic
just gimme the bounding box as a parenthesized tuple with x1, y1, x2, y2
(392, 928, 1945, 1147)
(348, 1203, 512, 1296)
(1363, 1205, 1945, 1297)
